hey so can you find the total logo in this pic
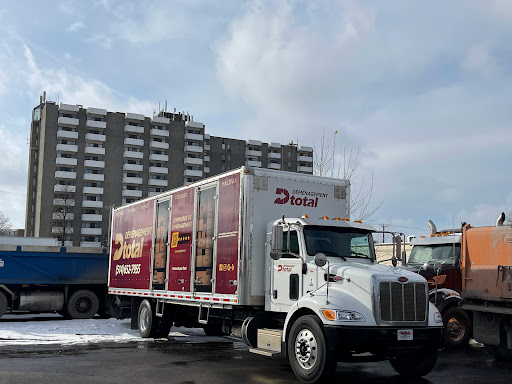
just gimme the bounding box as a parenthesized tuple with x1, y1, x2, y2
(277, 265, 293, 272)
(273, 188, 320, 207)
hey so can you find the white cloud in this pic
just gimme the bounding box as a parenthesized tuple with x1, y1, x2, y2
(67, 21, 85, 32)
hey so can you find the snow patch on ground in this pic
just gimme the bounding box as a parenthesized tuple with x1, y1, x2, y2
(0, 313, 230, 346)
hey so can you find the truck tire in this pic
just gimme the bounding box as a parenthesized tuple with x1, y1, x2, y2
(443, 307, 471, 348)
(66, 290, 99, 319)
(0, 291, 8, 318)
(203, 323, 225, 336)
(287, 315, 337, 383)
(389, 343, 438, 377)
(138, 299, 161, 338)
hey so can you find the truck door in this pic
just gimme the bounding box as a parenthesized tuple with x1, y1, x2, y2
(194, 185, 216, 293)
(270, 229, 303, 311)
(152, 199, 170, 290)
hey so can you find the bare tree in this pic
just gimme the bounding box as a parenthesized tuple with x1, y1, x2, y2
(313, 130, 382, 221)
(0, 210, 12, 235)
(52, 184, 76, 246)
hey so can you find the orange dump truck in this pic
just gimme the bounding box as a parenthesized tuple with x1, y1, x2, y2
(460, 214, 512, 360)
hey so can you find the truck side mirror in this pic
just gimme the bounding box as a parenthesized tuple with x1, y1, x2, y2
(270, 224, 283, 260)
(314, 253, 328, 267)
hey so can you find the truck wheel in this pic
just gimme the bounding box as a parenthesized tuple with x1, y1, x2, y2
(389, 343, 438, 377)
(0, 291, 8, 318)
(66, 290, 99, 319)
(443, 307, 471, 348)
(287, 315, 336, 383)
(153, 308, 173, 339)
(138, 299, 161, 338)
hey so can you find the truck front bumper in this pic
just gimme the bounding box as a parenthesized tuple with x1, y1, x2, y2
(323, 325, 443, 356)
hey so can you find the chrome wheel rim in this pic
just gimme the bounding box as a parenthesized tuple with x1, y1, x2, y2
(295, 328, 318, 370)
(140, 306, 149, 333)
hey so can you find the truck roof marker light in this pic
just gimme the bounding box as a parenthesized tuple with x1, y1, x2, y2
(342, 218, 350, 221)
(420, 236, 426, 238)
(321, 216, 330, 220)
(354, 220, 362, 223)
(333, 217, 342, 220)
(301, 214, 309, 219)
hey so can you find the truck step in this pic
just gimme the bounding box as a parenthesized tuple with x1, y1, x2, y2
(248, 347, 282, 357)
(257, 328, 283, 353)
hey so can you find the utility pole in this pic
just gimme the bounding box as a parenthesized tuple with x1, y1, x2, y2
(380, 224, 388, 243)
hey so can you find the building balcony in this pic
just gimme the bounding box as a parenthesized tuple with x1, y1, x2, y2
(184, 169, 202, 177)
(298, 166, 313, 173)
(80, 242, 102, 247)
(55, 171, 76, 180)
(149, 192, 160, 197)
(53, 198, 75, 207)
(184, 157, 203, 166)
(122, 189, 143, 198)
(85, 146, 105, 155)
(57, 130, 78, 140)
(59, 103, 79, 113)
(123, 176, 143, 185)
(123, 163, 143, 172)
(204, 155, 210, 162)
(149, 166, 168, 174)
(152, 116, 170, 124)
(83, 173, 105, 182)
(268, 152, 281, 159)
(82, 214, 103, 222)
(86, 133, 106, 142)
(56, 143, 78, 153)
(204, 167, 210, 173)
(149, 179, 168, 187)
(52, 227, 74, 234)
(82, 200, 103, 208)
(184, 145, 203, 153)
(204, 144, 210, 151)
(126, 112, 145, 121)
(124, 125, 144, 134)
(57, 116, 79, 126)
(245, 160, 262, 167)
(150, 128, 169, 137)
(185, 121, 204, 129)
(268, 163, 281, 170)
(84, 160, 105, 169)
(86, 107, 107, 116)
(81, 228, 102, 236)
(123, 151, 144, 159)
(184, 132, 203, 141)
(149, 153, 168, 162)
(86, 120, 106, 129)
(52, 212, 74, 220)
(56, 157, 77, 166)
(270, 142, 281, 149)
(297, 155, 313, 162)
(124, 138, 144, 146)
(54, 184, 76, 193)
(246, 149, 262, 157)
(299, 145, 313, 152)
(83, 187, 104, 195)
(247, 139, 262, 146)
(150, 141, 169, 150)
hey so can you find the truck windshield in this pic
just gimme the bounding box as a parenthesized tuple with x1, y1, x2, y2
(303, 226, 375, 261)
(408, 244, 461, 266)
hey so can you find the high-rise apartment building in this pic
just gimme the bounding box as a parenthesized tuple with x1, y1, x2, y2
(25, 100, 314, 247)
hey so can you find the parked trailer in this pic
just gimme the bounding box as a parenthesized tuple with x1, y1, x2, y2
(108, 167, 443, 383)
(0, 243, 108, 319)
(460, 214, 512, 361)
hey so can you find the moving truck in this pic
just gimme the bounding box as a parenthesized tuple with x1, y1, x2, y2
(0, 241, 108, 319)
(460, 214, 512, 361)
(107, 167, 443, 383)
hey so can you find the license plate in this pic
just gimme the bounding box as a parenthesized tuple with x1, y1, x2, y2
(397, 329, 413, 341)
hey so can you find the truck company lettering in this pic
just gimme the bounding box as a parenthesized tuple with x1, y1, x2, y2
(115, 263, 141, 276)
(113, 232, 145, 261)
(277, 264, 294, 272)
(221, 178, 237, 187)
(274, 188, 324, 207)
(125, 226, 152, 239)
(172, 215, 192, 230)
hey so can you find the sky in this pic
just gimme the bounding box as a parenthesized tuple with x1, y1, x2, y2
(0, 0, 511, 237)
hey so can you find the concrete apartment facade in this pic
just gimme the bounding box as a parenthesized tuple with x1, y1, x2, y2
(25, 100, 314, 247)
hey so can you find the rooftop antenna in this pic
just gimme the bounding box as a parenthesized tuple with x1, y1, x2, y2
(165, 101, 167, 112)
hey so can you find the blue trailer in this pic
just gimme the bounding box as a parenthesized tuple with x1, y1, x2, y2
(0, 243, 108, 319)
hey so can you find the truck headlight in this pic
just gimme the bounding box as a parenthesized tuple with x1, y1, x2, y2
(322, 309, 365, 322)
(434, 311, 443, 323)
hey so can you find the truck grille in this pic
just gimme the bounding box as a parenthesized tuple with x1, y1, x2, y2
(379, 282, 427, 322)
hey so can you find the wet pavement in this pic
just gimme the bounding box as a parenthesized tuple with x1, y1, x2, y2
(1, 318, 511, 384)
